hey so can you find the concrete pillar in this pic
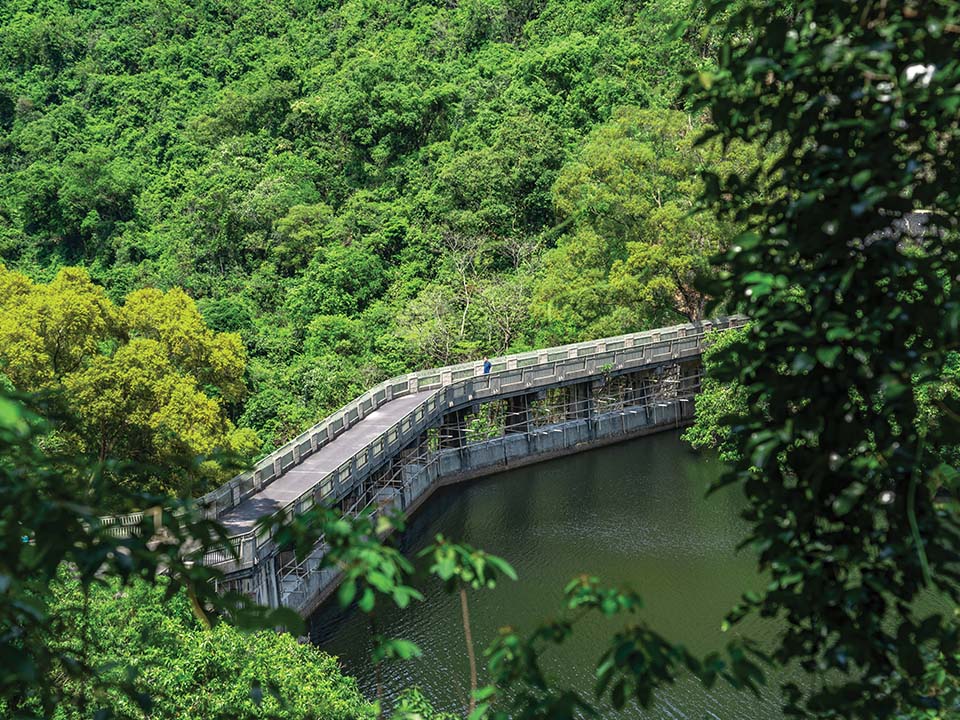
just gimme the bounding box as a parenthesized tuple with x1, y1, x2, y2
(624, 370, 644, 406)
(638, 369, 659, 409)
(678, 359, 702, 395)
(270, 557, 282, 609)
(566, 381, 593, 420)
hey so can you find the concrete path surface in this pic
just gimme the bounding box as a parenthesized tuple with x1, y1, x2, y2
(219, 391, 435, 535)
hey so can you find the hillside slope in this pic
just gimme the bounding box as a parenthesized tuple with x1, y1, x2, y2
(0, 0, 725, 447)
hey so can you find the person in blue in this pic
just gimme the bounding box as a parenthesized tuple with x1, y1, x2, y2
(482, 357, 492, 374)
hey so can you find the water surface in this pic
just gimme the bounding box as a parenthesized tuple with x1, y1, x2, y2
(310, 431, 782, 718)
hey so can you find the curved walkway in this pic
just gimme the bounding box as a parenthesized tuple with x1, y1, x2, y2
(219, 391, 433, 535)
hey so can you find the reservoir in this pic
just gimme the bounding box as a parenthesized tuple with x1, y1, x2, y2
(309, 431, 783, 718)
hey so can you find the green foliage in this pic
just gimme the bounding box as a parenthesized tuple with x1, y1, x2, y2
(472, 576, 764, 719)
(0, 265, 116, 388)
(682, 325, 751, 462)
(262, 506, 425, 712)
(420, 535, 518, 593)
(691, 0, 960, 716)
(534, 107, 761, 342)
(0, 391, 299, 718)
(917, 352, 960, 470)
(0, 265, 257, 500)
(390, 688, 459, 720)
(0, 0, 724, 449)
(420, 536, 517, 714)
(43, 577, 373, 720)
(14, 1, 960, 719)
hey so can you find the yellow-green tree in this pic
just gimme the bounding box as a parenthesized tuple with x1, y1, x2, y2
(122, 287, 248, 404)
(0, 264, 258, 497)
(0, 266, 117, 389)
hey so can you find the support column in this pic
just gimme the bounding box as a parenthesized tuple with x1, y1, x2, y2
(625, 370, 645, 406)
(639, 368, 660, 409)
(675, 360, 694, 422)
(589, 379, 606, 438)
(566, 381, 593, 420)
(678, 359, 702, 396)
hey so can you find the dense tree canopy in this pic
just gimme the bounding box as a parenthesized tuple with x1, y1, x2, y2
(8, 0, 960, 718)
(691, 0, 960, 716)
(0, 265, 257, 499)
(37, 576, 373, 720)
(0, 0, 730, 449)
(535, 107, 759, 340)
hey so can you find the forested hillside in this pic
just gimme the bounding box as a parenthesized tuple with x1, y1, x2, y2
(0, 0, 745, 450)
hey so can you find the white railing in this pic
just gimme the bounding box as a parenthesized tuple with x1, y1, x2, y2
(94, 511, 145, 538)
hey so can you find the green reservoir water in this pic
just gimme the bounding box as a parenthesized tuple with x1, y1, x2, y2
(309, 431, 783, 718)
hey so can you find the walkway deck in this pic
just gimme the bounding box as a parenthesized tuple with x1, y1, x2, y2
(219, 391, 435, 535)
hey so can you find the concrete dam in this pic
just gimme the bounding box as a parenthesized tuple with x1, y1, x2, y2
(103, 316, 746, 616)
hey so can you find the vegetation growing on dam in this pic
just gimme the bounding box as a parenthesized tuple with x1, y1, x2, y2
(2, 0, 959, 718)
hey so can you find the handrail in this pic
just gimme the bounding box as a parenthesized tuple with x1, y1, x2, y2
(191, 315, 746, 567)
(220, 317, 744, 511)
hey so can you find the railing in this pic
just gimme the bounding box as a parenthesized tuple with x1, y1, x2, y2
(276, 373, 703, 611)
(94, 511, 145, 538)
(192, 315, 746, 570)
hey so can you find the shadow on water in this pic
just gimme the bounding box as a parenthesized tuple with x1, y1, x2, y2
(309, 431, 785, 719)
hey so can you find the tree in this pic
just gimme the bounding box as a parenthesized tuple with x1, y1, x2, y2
(287, 243, 387, 317)
(536, 107, 760, 337)
(476, 274, 534, 353)
(397, 284, 470, 366)
(610, 202, 726, 323)
(57, 145, 139, 258)
(691, 0, 960, 716)
(419, 535, 517, 714)
(272, 203, 335, 274)
(0, 391, 298, 718)
(532, 228, 625, 344)
(123, 286, 248, 404)
(40, 576, 373, 720)
(262, 506, 425, 716)
(682, 325, 751, 462)
(0, 0, 730, 449)
(0, 265, 117, 389)
(0, 266, 257, 499)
